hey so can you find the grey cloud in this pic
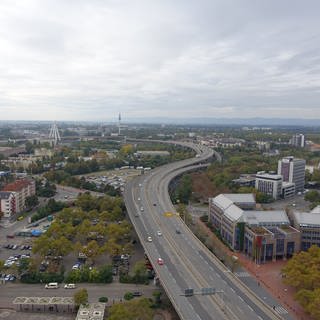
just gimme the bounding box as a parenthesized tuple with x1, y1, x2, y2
(0, 0, 319, 121)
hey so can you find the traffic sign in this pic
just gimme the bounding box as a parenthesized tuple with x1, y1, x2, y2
(201, 287, 216, 295)
(184, 288, 194, 297)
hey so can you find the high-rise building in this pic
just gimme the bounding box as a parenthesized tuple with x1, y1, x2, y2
(278, 156, 306, 193)
(290, 134, 305, 148)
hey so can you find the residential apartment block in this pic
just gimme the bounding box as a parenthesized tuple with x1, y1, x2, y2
(0, 178, 36, 218)
(290, 134, 305, 148)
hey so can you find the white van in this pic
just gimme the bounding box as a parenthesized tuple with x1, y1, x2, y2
(45, 282, 59, 289)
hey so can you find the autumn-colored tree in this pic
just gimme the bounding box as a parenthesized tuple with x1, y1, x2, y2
(282, 245, 320, 318)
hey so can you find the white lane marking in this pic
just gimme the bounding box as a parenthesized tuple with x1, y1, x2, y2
(230, 287, 235, 293)
(216, 273, 221, 278)
(238, 296, 244, 302)
(275, 306, 288, 314)
(247, 305, 253, 312)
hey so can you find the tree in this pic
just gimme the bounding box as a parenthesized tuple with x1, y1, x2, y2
(304, 190, 320, 203)
(98, 265, 113, 283)
(25, 195, 39, 209)
(81, 240, 101, 263)
(282, 245, 320, 318)
(108, 298, 154, 320)
(124, 292, 134, 300)
(152, 290, 162, 305)
(74, 288, 88, 306)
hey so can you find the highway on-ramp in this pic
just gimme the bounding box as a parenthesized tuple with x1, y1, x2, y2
(124, 141, 285, 320)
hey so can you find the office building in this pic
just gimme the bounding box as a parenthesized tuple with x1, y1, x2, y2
(255, 172, 283, 199)
(209, 193, 300, 262)
(278, 156, 306, 193)
(282, 182, 295, 198)
(243, 211, 300, 263)
(292, 206, 320, 251)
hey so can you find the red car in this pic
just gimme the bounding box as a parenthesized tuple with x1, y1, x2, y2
(157, 258, 164, 265)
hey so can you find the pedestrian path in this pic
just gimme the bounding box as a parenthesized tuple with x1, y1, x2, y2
(275, 305, 288, 314)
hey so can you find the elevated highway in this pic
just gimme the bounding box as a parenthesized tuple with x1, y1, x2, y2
(124, 140, 284, 320)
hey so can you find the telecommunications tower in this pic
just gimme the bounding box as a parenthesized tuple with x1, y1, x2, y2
(118, 113, 122, 135)
(49, 122, 61, 145)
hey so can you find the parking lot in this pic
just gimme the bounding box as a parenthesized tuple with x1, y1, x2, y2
(262, 192, 311, 212)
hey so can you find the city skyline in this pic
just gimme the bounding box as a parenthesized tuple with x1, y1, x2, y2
(1, 0, 320, 121)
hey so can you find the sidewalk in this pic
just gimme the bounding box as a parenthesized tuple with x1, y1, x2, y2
(234, 253, 312, 320)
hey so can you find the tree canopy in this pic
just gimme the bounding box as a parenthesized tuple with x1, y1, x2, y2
(108, 298, 154, 320)
(282, 245, 320, 318)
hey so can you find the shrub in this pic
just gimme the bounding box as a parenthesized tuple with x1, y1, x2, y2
(124, 292, 134, 300)
(99, 297, 108, 303)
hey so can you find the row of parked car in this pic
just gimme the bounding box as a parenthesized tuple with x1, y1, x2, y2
(3, 244, 32, 250)
(4, 253, 30, 267)
(0, 273, 16, 281)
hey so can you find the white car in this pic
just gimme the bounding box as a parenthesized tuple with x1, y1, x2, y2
(147, 236, 152, 242)
(140, 207, 144, 212)
(72, 263, 81, 270)
(64, 283, 76, 289)
(157, 230, 162, 236)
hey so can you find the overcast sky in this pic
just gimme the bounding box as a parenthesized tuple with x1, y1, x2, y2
(0, 0, 320, 122)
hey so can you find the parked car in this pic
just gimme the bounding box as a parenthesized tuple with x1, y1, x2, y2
(157, 258, 164, 265)
(132, 291, 142, 297)
(64, 283, 76, 289)
(45, 282, 59, 289)
(72, 263, 81, 270)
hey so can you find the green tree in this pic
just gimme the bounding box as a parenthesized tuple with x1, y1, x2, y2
(98, 265, 113, 283)
(304, 190, 320, 203)
(152, 290, 162, 305)
(124, 292, 134, 300)
(74, 288, 88, 306)
(25, 195, 39, 209)
(108, 298, 153, 320)
(99, 296, 108, 303)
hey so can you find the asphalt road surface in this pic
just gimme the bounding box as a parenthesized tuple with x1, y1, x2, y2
(124, 140, 290, 320)
(0, 282, 159, 309)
